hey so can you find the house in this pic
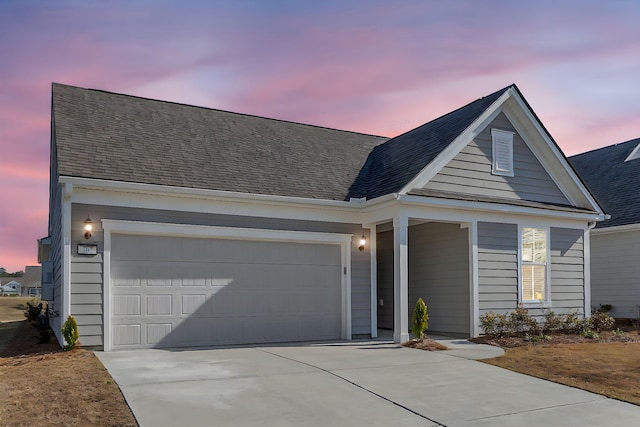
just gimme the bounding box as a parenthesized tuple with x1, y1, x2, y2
(40, 83, 605, 350)
(20, 266, 42, 297)
(569, 138, 640, 319)
(0, 280, 21, 295)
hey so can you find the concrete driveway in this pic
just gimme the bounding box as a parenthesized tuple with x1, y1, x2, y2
(97, 340, 640, 427)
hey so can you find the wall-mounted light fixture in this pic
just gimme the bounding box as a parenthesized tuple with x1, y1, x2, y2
(83, 216, 93, 240)
(358, 234, 367, 251)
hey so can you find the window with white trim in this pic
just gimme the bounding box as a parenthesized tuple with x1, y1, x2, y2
(491, 129, 514, 176)
(520, 227, 548, 302)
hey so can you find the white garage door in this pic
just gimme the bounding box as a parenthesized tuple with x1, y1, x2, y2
(110, 234, 343, 349)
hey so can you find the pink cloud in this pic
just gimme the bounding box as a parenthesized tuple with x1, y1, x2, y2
(1, 0, 639, 271)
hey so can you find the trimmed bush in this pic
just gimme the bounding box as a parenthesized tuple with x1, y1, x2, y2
(587, 311, 615, 332)
(412, 298, 429, 339)
(62, 315, 79, 351)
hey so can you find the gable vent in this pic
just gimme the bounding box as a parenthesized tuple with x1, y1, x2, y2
(491, 129, 514, 176)
(625, 143, 640, 162)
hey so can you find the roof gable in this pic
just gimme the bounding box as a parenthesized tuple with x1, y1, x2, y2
(569, 138, 640, 227)
(346, 86, 509, 200)
(393, 85, 602, 213)
(52, 83, 387, 201)
(416, 112, 570, 206)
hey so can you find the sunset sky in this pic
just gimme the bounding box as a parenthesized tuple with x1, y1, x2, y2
(0, 0, 639, 272)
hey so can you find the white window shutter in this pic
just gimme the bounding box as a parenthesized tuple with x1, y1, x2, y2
(491, 129, 514, 176)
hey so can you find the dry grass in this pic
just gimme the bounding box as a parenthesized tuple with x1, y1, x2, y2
(0, 297, 137, 427)
(482, 333, 640, 406)
(0, 296, 31, 322)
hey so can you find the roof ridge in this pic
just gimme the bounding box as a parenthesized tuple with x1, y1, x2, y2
(381, 84, 514, 143)
(51, 82, 389, 140)
(570, 137, 640, 158)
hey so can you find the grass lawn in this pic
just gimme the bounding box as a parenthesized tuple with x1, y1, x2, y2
(0, 298, 137, 427)
(482, 336, 640, 406)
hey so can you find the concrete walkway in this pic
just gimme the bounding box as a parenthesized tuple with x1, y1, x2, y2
(97, 339, 640, 427)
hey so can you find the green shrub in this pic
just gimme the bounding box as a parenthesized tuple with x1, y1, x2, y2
(542, 310, 562, 333)
(612, 328, 626, 337)
(560, 311, 582, 334)
(62, 315, 79, 351)
(412, 298, 429, 339)
(580, 329, 599, 339)
(479, 311, 510, 336)
(587, 311, 615, 332)
(509, 306, 540, 335)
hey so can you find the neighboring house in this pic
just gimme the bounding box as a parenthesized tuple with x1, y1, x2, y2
(20, 266, 42, 297)
(569, 138, 640, 319)
(40, 83, 605, 351)
(0, 280, 21, 295)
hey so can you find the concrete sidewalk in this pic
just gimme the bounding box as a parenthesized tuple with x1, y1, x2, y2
(97, 340, 640, 427)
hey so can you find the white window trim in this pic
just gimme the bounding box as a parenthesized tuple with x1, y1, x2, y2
(491, 128, 515, 177)
(517, 225, 551, 307)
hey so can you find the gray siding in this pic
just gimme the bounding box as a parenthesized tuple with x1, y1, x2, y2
(70, 203, 372, 346)
(408, 222, 469, 335)
(591, 230, 640, 318)
(422, 113, 569, 205)
(70, 254, 104, 346)
(48, 124, 64, 343)
(477, 223, 586, 318)
(550, 227, 584, 313)
(49, 183, 63, 342)
(477, 222, 518, 314)
(376, 230, 394, 329)
(351, 229, 371, 336)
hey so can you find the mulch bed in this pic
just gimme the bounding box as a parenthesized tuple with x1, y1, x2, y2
(469, 328, 640, 348)
(401, 336, 449, 351)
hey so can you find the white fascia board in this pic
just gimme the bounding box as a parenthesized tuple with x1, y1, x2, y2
(61, 176, 399, 225)
(591, 223, 640, 235)
(400, 90, 512, 193)
(60, 176, 353, 208)
(395, 194, 605, 225)
(505, 92, 604, 214)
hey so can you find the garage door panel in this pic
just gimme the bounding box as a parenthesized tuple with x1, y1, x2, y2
(113, 295, 140, 316)
(146, 294, 172, 316)
(181, 294, 207, 315)
(112, 261, 142, 287)
(113, 324, 141, 346)
(111, 235, 344, 349)
(146, 323, 172, 345)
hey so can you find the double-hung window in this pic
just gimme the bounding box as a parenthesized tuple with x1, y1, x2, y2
(520, 227, 548, 303)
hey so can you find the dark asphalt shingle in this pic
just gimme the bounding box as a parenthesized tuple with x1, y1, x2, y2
(347, 86, 510, 199)
(53, 83, 387, 201)
(53, 83, 541, 205)
(569, 138, 640, 228)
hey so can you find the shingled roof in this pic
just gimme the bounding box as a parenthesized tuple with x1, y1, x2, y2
(52, 83, 513, 202)
(569, 138, 640, 228)
(347, 85, 510, 199)
(52, 83, 387, 201)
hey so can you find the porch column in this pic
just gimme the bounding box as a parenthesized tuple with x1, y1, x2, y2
(393, 215, 410, 343)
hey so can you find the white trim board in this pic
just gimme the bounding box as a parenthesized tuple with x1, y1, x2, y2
(101, 219, 353, 351)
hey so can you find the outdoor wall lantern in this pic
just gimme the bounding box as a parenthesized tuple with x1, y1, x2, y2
(83, 216, 93, 240)
(358, 235, 367, 251)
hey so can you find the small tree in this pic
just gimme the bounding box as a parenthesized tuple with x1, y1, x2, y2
(412, 298, 429, 339)
(62, 315, 79, 351)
